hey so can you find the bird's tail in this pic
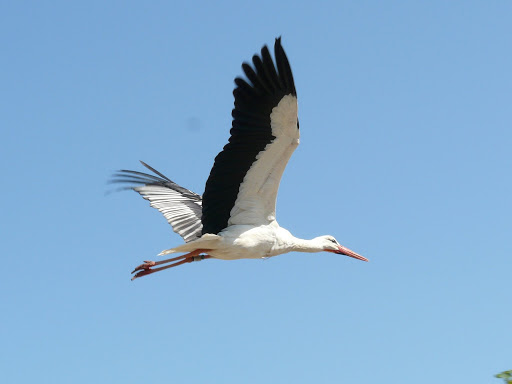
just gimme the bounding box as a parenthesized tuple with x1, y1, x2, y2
(158, 233, 221, 256)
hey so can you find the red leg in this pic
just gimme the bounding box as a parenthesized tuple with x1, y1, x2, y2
(132, 253, 189, 273)
(131, 250, 212, 280)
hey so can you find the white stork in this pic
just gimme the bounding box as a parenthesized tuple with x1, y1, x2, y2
(113, 37, 368, 280)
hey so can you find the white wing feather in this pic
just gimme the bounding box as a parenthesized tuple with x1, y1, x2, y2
(228, 95, 299, 226)
(112, 166, 203, 243)
(133, 185, 203, 243)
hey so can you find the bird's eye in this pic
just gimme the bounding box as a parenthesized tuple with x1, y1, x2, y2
(329, 238, 337, 244)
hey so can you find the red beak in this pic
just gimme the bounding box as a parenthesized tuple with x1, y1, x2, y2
(335, 245, 368, 262)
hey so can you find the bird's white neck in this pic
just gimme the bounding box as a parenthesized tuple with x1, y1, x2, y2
(269, 228, 327, 257)
(289, 237, 325, 253)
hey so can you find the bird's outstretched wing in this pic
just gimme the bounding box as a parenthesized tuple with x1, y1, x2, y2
(201, 37, 299, 235)
(112, 161, 203, 243)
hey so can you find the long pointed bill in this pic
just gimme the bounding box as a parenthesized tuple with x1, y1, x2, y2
(336, 245, 369, 262)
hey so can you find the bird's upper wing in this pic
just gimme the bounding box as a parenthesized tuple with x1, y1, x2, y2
(112, 161, 203, 243)
(201, 37, 298, 235)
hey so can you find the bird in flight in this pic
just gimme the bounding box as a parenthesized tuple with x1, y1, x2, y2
(113, 37, 368, 280)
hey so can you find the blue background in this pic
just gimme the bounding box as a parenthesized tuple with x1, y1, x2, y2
(2, 1, 511, 383)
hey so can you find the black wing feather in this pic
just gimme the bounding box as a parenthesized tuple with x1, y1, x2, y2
(201, 37, 297, 235)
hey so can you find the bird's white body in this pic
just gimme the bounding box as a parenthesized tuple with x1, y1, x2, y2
(160, 221, 302, 260)
(158, 94, 300, 261)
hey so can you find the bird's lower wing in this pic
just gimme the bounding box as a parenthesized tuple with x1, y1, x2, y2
(111, 163, 203, 243)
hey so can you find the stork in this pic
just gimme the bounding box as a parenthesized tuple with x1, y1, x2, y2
(113, 37, 368, 280)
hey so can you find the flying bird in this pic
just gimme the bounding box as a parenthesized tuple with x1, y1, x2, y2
(113, 37, 368, 280)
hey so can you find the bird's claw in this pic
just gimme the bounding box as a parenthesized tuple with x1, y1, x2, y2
(131, 269, 153, 281)
(131, 261, 156, 274)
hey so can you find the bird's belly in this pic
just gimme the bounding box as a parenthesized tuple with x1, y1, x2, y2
(209, 225, 280, 260)
(209, 239, 273, 260)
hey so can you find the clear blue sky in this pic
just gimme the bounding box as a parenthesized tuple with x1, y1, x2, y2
(1, 1, 510, 383)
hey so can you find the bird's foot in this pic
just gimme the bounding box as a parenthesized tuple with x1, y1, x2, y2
(131, 268, 155, 281)
(131, 261, 156, 274)
(131, 258, 193, 281)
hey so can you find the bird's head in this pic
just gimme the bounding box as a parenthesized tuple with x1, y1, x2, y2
(319, 235, 368, 262)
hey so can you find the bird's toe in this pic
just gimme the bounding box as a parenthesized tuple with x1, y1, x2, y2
(131, 261, 156, 274)
(131, 269, 154, 281)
